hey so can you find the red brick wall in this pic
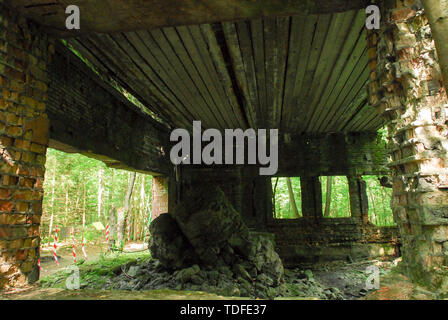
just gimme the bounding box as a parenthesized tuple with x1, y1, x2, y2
(0, 4, 53, 289)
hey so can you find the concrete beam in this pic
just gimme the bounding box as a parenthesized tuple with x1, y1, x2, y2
(6, 0, 369, 37)
(278, 132, 389, 177)
(165, 132, 388, 177)
(47, 42, 172, 175)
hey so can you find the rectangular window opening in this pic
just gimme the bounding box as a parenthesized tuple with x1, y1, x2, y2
(42, 148, 154, 247)
(271, 177, 302, 219)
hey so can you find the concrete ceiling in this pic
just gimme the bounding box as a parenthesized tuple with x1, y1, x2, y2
(5, 1, 382, 134)
(6, 0, 369, 37)
(68, 9, 382, 133)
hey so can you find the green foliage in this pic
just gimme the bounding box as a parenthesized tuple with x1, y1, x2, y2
(42, 149, 153, 243)
(321, 176, 351, 218)
(377, 126, 389, 144)
(40, 251, 151, 289)
(364, 176, 396, 227)
(272, 175, 395, 227)
(272, 177, 302, 219)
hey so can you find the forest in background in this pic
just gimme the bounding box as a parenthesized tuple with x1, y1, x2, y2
(41, 149, 153, 245)
(40, 147, 395, 246)
(272, 176, 395, 226)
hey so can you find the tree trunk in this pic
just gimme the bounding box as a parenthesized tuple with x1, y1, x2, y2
(286, 178, 300, 218)
(64, 186, 69, 227)
(272, 177, 279, 218)
(116, 208, 125, 248)
(124, 172, 136, 214)
(139, 176, 145, 240)
(82, 182, 86, 246)
(143, 187, 151, 243)
(74, 192, 80, 221)
(48, 169, 56, 246)
(123, 172, 136, 242)
(108, 207, 117, 249)
(368, 188, 377, 225)
(107, 170, 115, 226)
(98, 168, 103, 218)
(324, 176, 333, 217)
(82, 182, 86, 227)
(422, 0, 448, 93)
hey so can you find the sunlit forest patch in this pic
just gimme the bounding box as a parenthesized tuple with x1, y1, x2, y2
(364, 176, 395, 227)
(41, 149, 153, 244)
(272, 176, 395, 226)
(321, 176, 351, 218)
(41, 149, 395, 247)
(272, 177, 302, 219)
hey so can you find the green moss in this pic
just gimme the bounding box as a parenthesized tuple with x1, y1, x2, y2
(40, 251, 151, 289)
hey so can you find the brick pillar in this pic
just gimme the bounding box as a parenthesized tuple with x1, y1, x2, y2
(347, 176, 369, 223)
(300, 176, 322, 219)
(368, 0, 448, 290)
(152, 176, 168, 221)
(0, 5, 53, 289)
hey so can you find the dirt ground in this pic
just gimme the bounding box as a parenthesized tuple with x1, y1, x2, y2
(2, 241, 244, 300)
(0, 252, 442, 300)
(311, 259, 395, 299)
(1, 287, 244, 300)
(39, 242, 147, 278)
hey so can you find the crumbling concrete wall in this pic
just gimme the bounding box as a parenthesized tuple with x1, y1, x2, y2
(170, 166, 399, 265)
(0, 2, 174, 289)
(268, 219, 399, 266)
(369, 0, 448, 290)
(169, 166, 272, 230)
(267, 175, 399, 265)
(279, 132, 389, 177)
(0, 4, 53, 289)
(47, 43, 171, 176)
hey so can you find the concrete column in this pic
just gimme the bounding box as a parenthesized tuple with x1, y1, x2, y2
(300, 177, 322, 219)
(241, 177, 271, 230)
(168, 167, 271, 229)
(369, 0, 448, 291)
(347, 176, 369, 223)
(152, 176, 168, 221)
(0, 5, 53, 289)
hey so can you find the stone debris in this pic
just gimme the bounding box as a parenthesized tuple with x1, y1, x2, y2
(145, 186, 343, 299)
(101, 259, 344, 300)
(148, 186, 286, 296)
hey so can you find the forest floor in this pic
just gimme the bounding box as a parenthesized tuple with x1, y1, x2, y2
(0, 249, 442, 300)
(3, 245, 242, 300)
(294, 258, 438, 300)
(38, 241, 147, 278)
